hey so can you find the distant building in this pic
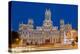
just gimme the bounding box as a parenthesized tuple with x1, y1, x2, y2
(19, 9, 73, 45)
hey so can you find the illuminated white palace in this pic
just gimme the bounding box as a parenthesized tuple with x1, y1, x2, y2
(19, 9, 73, 45)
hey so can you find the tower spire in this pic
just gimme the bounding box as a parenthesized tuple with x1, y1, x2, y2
(27, 18, 34, 29)
(28, 18, 33, 25)
(45, 9, 51, 20)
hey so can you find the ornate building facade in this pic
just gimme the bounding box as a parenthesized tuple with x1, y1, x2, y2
(19, 9, 73, 45)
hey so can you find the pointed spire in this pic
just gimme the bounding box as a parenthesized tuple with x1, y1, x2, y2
(60, 19, 64, 25)
(45, 8, 51, 20)
(28, 18, 33, 25)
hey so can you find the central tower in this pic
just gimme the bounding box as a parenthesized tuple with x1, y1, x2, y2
(43, 9, 53, 29)
(45, 9, 51, 20)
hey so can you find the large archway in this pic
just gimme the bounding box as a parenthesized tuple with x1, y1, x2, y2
(45, 39, 50, 44)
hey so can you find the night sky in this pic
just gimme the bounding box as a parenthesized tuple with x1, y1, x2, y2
(10, 1, 78, 31)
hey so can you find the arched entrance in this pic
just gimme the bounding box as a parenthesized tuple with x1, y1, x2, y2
(45, 39, 50, 44)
